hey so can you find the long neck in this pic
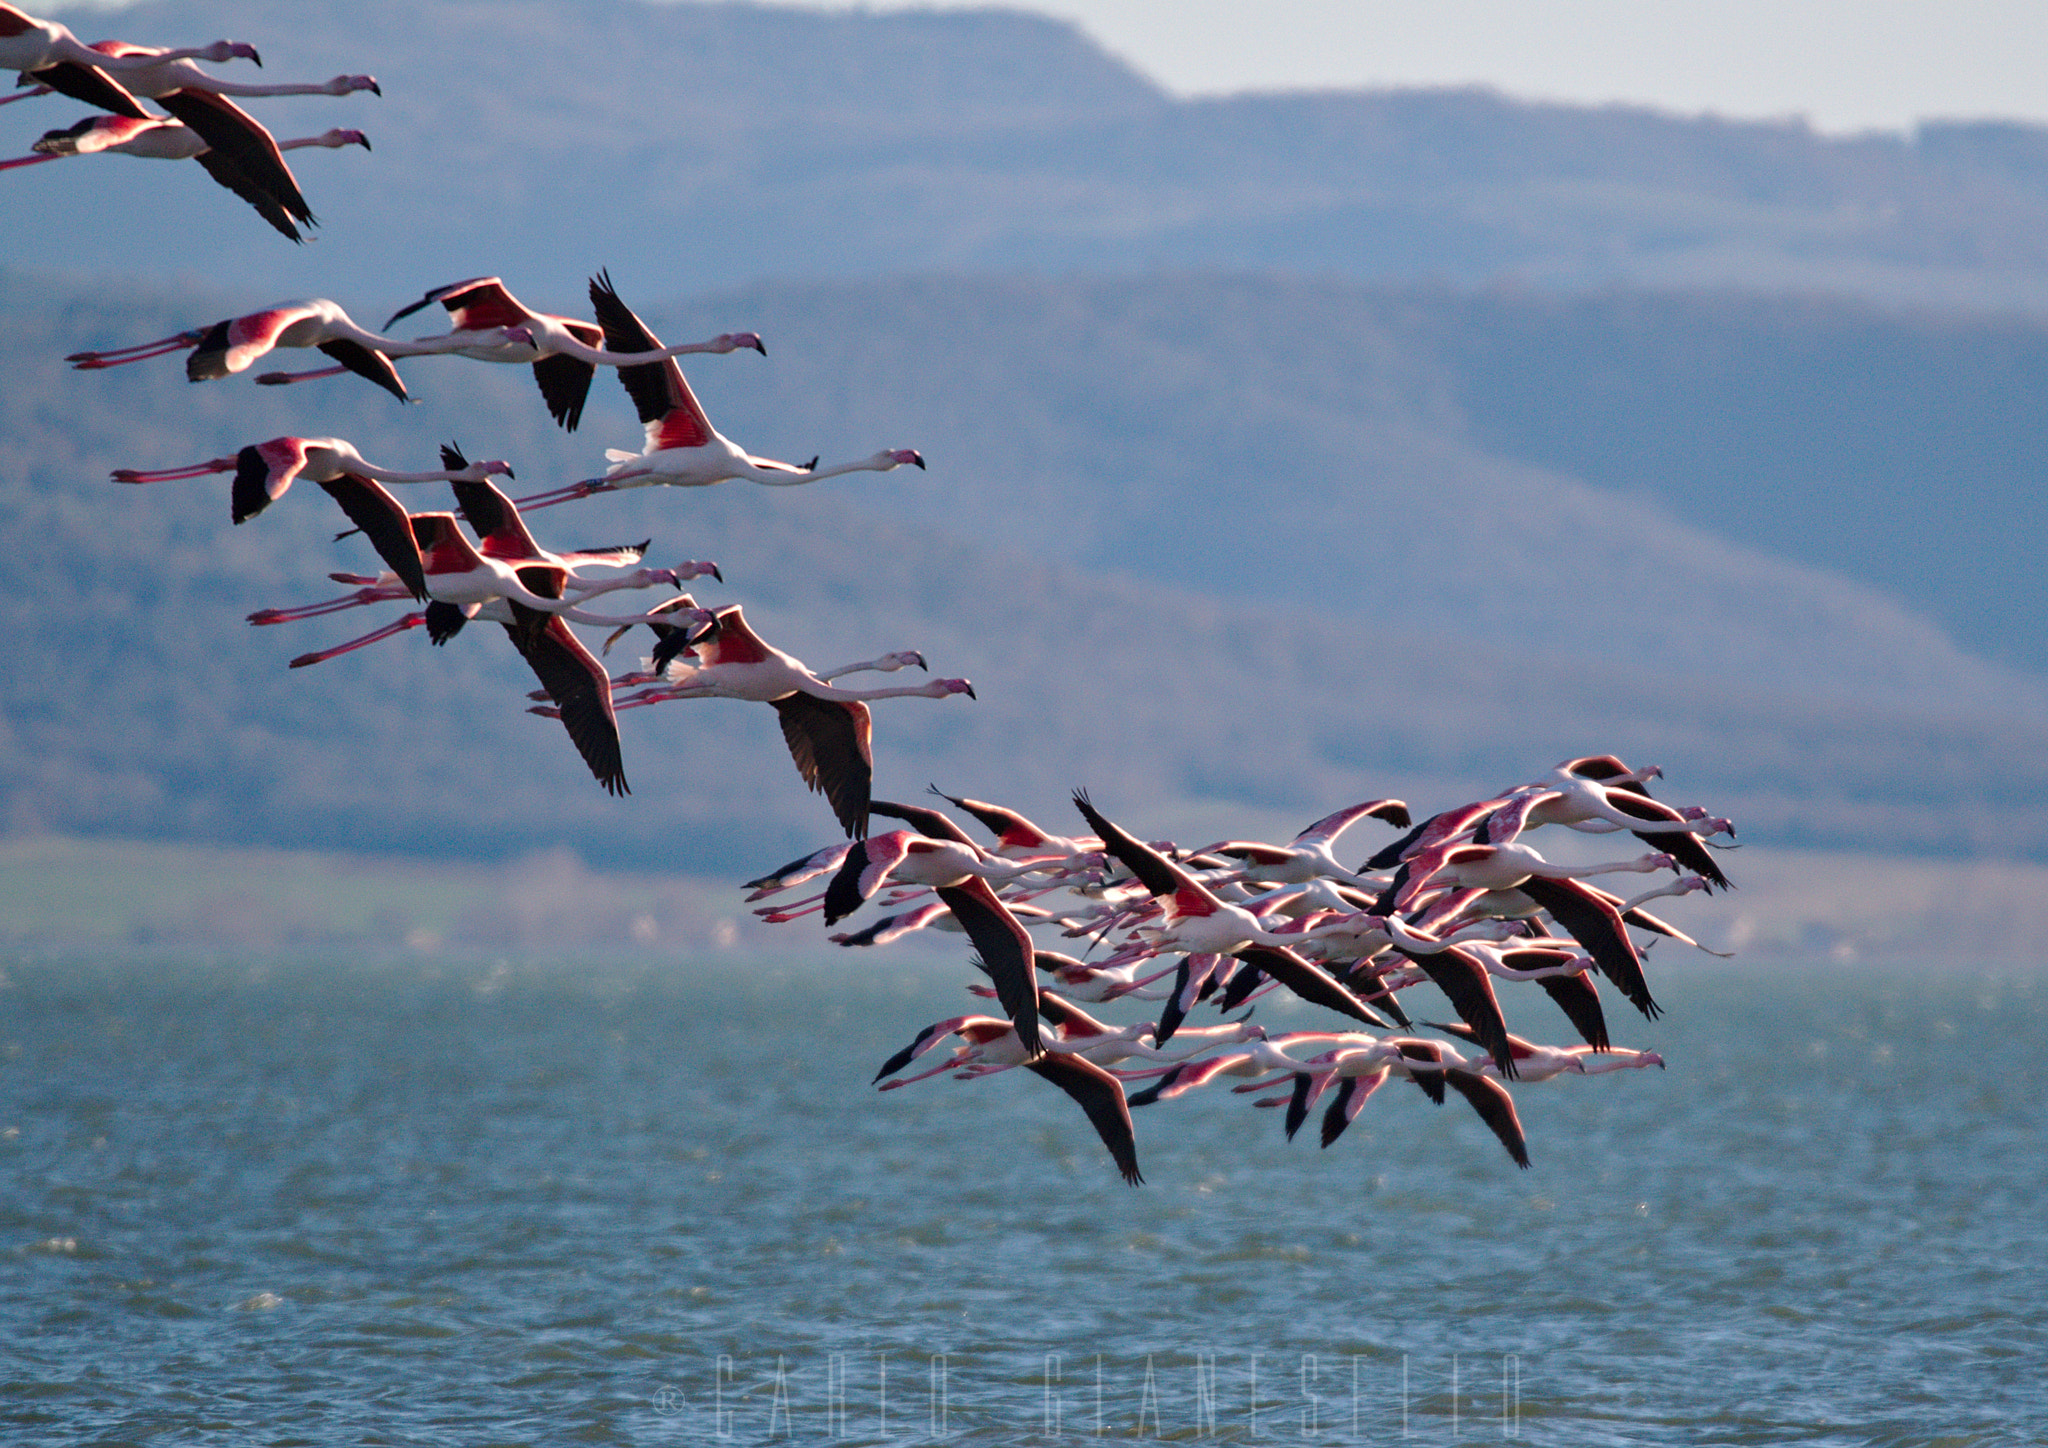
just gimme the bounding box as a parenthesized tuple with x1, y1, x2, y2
(798, 454, 888, 482)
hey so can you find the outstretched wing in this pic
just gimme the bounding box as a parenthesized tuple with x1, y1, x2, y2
(1023, 1053, 1143, 1186)
(587, 269, 716, 447)
(501, 601, 627, 796)
(772, 691, 872, 838)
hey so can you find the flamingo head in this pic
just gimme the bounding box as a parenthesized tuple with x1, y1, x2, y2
(713, 331, 767, 355)
(1643, 1051, 1667, 1070)
(317, 128, 371, 151)
(927, 677, 975, 700)
(325, 74, 380, 95)
(669, 559, 723, 585)
(888, 448, 926, 470)
(32, 116, 117, 156)
(878, 650, 926, 672)
(196, 40, 264, 64)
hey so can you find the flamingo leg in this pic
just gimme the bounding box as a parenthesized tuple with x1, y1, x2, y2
(248, 586, 402, 624)
(111, 458, 235, 483)
(255, 364, 352, 386)
(68, 330, 207, 368)
(287, 612, 425, 667)
(509, 478, 612, 511)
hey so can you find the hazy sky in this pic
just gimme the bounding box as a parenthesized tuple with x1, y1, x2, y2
(826, 0, 2048, 134)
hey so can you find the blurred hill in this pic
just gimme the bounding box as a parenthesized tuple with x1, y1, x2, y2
(4, 269, 2044, 875)
(6, 0, 2048, 309)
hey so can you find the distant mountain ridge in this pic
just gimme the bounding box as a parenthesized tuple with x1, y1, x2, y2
(8, 0, 2048, 309)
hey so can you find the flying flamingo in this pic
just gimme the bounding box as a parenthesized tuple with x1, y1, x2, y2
(1, 6, 254, 118)
(69, 299, 531, 401)
(508, 272, 924, 509)
(284, 274, 769, 431)
(1190, 799, 1413, 888)
(1302, 1037, 1530, 1166)
(1495, 757, 1737, 891)
(3, 114, 364, 242)
(111, 436, 515, 524)
(1, 114, 367, 178)
(600, 604, 974, 838)
(16, 38, 372, 240)
(870, 1014, 1143, 1186)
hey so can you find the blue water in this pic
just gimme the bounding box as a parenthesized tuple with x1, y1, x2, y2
(1, 953, 2041, 1446)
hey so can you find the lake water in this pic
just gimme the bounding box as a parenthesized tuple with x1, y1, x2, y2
(1, 951, 2041, 1446)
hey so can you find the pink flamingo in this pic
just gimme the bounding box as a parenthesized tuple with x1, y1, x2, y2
(112, 437, 514, 524)
(509, 273, 923, 509)
(316, 273, 767, 431)
(602, 604, 973, 839)
(69, 299, 527, 401)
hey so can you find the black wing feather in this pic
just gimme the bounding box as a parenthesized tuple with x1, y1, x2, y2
(501, 601, 627, 796)
(1023, 1053, 1143, 1185)
(772, 691, 871, 838)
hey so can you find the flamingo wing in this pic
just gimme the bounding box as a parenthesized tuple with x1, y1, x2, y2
(315, 338, 407, 402)
(1443, 1070, 1530, 1168)
(530, 351, 596, 432)
(19, 59, 151, 119)
(1318, 1069, 1390, 1147)
(501, 602, 627, 796)
(385, 277, 515, 328)
(230, 440, 305, 524)
(936, 876, 1041, 1057)
(156, 88, 311, 226)
(1389, 943, 1515, 1077)
(772, 690, 872, 839)
(1603, 791, 1734, 890)
(1515, 875, 1660, 1019)
(1294, 797, 1411, 848)
(443, 451, 543, 559)
(1022, 1053, 1142, 1186)
(191, 146, 302, 240)
(870, 798, 978, 848)
(1535, 971, 1611, 1051)
(1234, 944, 1393, 1032)
(1070, 790, 1185, 900)
(423, 600, 470, 645)
(315, 475, 426, 600)
(1395, 1040, 1449, 1105)
(586, 269, 716, 447)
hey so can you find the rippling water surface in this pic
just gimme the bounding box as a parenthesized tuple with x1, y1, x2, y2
(1, 952, 2041, 1446)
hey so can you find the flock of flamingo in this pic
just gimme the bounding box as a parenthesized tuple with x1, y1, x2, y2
(8, 4, 1739, 1186)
